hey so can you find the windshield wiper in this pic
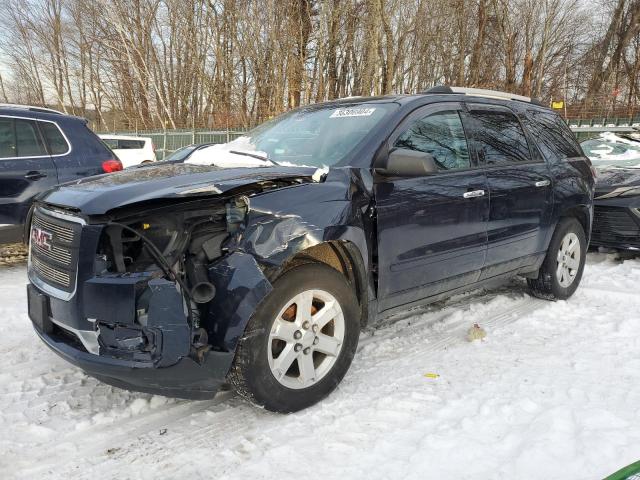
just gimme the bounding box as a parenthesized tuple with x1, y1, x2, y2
(229, 150, 280, 166)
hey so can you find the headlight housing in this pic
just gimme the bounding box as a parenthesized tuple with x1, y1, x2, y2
(98, 214, 187, 273)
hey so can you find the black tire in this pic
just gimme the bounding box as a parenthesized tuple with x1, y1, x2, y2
(527, 217, 587, 300)
(228, 263, 360, 413)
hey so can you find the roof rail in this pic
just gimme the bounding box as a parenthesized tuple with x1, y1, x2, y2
(0, 103, 64, 115)
(423, 86, 545, 106)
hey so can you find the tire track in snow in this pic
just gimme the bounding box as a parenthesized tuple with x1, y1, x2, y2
(11, 391, 236, 477)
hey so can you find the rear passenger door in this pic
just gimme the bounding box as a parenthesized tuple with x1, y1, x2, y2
(375, 103, 489, 312)
(466, 104, 553, 278)
(0, 116, 58, 229)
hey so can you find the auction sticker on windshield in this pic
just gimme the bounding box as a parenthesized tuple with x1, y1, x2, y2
(330, 107, 376, 118)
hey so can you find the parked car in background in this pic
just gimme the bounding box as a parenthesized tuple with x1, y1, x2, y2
(160, 143, 214, 163)
(585, 134, 640, 252)
(98, 134, 156, 167)
(0, 104, 121, 244)
(27, 88, 594, 412)
(581, 132, 640, 169)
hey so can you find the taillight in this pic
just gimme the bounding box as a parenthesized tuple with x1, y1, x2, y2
(590, 165, 598, 179)
(102, 159, 123, 173)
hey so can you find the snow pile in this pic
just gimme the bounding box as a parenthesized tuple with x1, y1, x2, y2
(1, 254, 640, 479)
(185, 136, 271, 168)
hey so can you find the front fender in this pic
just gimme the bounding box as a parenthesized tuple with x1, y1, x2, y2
(207, 168, 375, 352)
(207, 252, 273, 351)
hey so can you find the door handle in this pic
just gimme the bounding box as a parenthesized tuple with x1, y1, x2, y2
(463, 189, 485, 199)
(24, 171, 47, 181)
(534, 179, 550, 187)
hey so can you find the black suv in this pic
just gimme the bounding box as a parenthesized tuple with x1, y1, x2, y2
(26, 87, 594, 412)
(0, 105, 120, 244)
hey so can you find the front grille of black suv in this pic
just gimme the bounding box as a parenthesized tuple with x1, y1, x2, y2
(591, 206, 640, 247)
(29, 207, 83, 295)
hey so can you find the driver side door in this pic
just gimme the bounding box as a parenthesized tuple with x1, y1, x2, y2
(374, 103, 489, 313)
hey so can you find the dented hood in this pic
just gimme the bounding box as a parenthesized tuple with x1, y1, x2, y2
(40, 163, 317, 215)
(595, 167, 640, 196)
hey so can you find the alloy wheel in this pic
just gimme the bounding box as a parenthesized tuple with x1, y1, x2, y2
(267, 289, 345, 389)
(556, 232, 581, 288)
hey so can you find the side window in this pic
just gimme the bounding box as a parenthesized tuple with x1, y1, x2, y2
(526, 110, 582, 161)
(40, 122, 69, 155)
(0, 118, 16, 158)
(15, 119, 47, 157)
(470, 108, 532, 165)
(394, 110, 470, 171)
(101, 138, 118, 149)
(118, 139, 145, 149)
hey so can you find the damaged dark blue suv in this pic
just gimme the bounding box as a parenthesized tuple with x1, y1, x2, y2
(27, 87, 594, 412)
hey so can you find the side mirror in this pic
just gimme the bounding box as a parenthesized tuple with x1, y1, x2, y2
(376, 148, 438, 177)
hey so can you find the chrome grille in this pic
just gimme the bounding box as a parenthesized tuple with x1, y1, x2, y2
(31, 255, 71, 288)
(29, 207, 82, 295)
(32, 214, 75, 243)
(31, 240, 72, 265)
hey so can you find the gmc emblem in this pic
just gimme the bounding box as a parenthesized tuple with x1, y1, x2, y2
(31, 227, 53, 251)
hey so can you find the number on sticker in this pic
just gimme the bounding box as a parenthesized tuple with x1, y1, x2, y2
(330, 108, 376, 118)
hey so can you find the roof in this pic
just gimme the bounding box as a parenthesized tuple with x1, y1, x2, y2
(421, 86, 547, 107)
(0, 104, 86, 122)
(0, 103, 64, 115)
(98, 134, 153, 142)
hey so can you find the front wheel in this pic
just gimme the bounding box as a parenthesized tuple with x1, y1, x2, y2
(228, 263, 360, 413)
(527, 217, 587, 300)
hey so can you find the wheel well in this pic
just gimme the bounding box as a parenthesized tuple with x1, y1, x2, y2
(278, 241, 369, 328)
(558, 206, 590, 239)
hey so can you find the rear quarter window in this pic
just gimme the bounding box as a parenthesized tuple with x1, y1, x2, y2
(39, 121, 70, 155)
(525, 110, 582, 161)
(79, 125, 115, 159)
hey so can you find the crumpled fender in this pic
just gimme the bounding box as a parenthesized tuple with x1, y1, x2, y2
(207, 252, 273, 351)
(207, 167, 375, 352)
(235, 168, 373, 272)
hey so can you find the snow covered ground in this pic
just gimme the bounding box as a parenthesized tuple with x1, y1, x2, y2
(1, 253, 640, 479)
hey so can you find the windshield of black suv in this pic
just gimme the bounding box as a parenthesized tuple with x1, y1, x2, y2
(581, 135, 640, 169)
(185, 103, 397, 168)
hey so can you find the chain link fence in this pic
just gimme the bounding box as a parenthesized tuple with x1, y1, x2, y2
(97, 128, 248, 160)
(100, 117, 640, 158)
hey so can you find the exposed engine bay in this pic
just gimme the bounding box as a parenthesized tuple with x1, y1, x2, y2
(87, 196, 251, 365)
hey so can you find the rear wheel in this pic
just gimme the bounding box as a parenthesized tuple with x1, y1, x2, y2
(228, 263, 360, 412)
(527, 217, 587, 300)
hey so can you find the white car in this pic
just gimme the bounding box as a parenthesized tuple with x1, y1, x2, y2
(99, 135, 157, 168)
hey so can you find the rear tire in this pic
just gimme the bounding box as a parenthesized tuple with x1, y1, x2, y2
(228, 263, 360, 413)
(527, 217, 587, 300)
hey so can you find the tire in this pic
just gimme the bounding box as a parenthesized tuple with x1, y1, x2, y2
(228, 263, 360, 413)
(527, 217, 587, 300)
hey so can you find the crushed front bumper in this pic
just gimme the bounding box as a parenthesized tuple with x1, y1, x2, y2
(32, 323, 233, 399)
(28, 281, 234, 399)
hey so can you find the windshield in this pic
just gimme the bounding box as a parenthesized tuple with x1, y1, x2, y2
(163, 145, 199, 162)
(186, 103, 397, 168)
(581, 135, 640, 169)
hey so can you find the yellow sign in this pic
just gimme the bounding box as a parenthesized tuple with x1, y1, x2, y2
(552, 100, 564, 109)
